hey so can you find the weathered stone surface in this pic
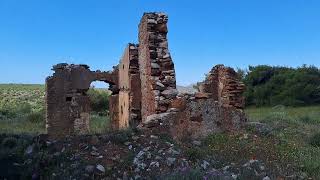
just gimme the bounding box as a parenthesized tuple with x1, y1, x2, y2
(46, 64, 119, 138)
(194, 92, 211, 99)
(46, 43, 143, 138)
(169, 98, 246, 140)
(139, 12, 177, 120)
(161, 89, 178, 99)
(118, 44, 142, 129)
(199, 65, 245, 109)
(143, 112, 173, 128)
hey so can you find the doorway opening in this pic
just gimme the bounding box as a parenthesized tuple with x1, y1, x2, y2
(88, 81, 111, 134)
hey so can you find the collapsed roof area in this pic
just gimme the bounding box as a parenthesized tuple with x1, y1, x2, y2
(45, 12, 246, 139)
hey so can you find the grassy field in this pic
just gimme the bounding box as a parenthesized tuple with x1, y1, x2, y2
(245, 106, 320, 177)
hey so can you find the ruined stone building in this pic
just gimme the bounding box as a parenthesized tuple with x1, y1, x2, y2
(46, 12, 246, 139)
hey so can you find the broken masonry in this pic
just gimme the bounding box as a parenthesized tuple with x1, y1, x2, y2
(45, 12, 246, 139)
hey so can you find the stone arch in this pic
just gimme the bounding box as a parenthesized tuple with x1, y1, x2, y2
(45, 64, 119, 138)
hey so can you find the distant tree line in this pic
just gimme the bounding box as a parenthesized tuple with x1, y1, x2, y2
(238, 65, 320, 107)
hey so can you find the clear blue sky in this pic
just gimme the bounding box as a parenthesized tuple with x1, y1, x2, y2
(0, 0, 319, 86)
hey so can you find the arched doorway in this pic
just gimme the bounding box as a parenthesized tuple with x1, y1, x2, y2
(88, 81, 111, 134)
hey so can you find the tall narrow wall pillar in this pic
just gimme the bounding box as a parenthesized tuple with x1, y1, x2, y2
(138, 13, 177, 121)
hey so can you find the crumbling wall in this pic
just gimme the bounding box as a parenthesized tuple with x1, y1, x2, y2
(127, 44, 142, 127)
(141, 91, 246, 141)
(117, 44, 142, 129)
(200, 65, 245, 109)
(169, 94, 245, 140)
(46, 64, 119, 138)
(46, 64, 93, 138)
(140, 63, 246, 140)
(46, 12, 247, 140)
(118, 45, 131, 129)
(138, 13, 177, 121)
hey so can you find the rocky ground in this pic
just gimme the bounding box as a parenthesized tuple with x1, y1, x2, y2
(0, 124, 311, 180)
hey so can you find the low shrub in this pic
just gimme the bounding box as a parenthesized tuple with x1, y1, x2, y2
(310, 133, 320, 147)
(26, 109, 45, 123)
(185, 147, 207, 162)
(109, 129, 133, 144)
(1, 137, 18, 149)
(87, 88, 109, 113)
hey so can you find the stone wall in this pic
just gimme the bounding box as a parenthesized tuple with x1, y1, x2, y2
(200, 65, 245, 109)
(118, 43, 141, 129)
(138, 13, 177, 121)
(46, 12, 246, 140)
(46, 64, 119, 138)
(127, 44, 142, 127)
(169, 94, 245, 140)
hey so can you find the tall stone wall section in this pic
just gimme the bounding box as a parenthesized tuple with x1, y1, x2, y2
(118, 44, 141, 129)
(138, 13, 177, 121)
(127, 44, 142, 127)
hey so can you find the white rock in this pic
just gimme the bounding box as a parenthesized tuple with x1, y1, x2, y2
(166, 157, 176, 166)
(201, 160, 210, 170)
(96, 164, 105, 173)
(151, 63, 160, 69)
(156, 82, 165, 88)
(262, 176, 271, 180)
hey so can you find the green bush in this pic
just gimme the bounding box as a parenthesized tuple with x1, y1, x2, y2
(1, 137, 18, 149)
(0, 102, 32, 119)
(87, 88, 109, 114)
(310, 133, 320, 147)
(185, 147, 206, 161)
(26, 109, 45, 123)
(243, 65, 320, 107)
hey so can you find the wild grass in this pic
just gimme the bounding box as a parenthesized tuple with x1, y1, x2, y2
(90, 114, 111, 134)
(245, 105, 320, 178)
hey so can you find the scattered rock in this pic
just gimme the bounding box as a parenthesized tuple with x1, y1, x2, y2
(91, 151, 100, 156)
(245, 122, 273, 136)
(201, 160, 210, 170)
(96, 164, 105, 173)
(85, 165, 95, 174)
(167, 147, 180, 155)
(192, 140, 202, 146)
(144, 113, 173, 127)
(262, 176, 271, 180)
(166, 157, 176, 166)
(92, 146, 98, 151)
(25, 145, 33, 155)
(161, 89, 178, 99)
(150, 161, 160, 168)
